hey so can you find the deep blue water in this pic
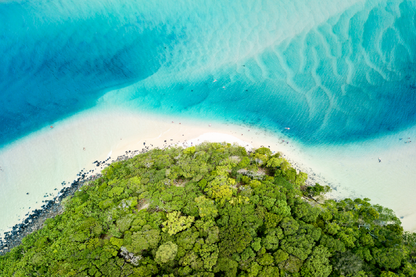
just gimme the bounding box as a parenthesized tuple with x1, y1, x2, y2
(1, 0, 416, 147)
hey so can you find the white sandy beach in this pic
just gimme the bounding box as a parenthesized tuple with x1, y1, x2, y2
(1, 106, 416, 238)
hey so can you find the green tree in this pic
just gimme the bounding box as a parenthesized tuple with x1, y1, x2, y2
(128, 225, 160, 253)
(219, 226, 252, 256)
(155, 242, 178, 264)
(331, 250, 364, 276)
(300, 245, 332, 277)
(195, 196, 218, 219)
(162, 211, 195, 235)
(372, 247, 404, 271)
(280, 217, 299, 235)
(266, 157, 284, 168)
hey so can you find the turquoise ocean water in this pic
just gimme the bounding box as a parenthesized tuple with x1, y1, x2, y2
(1, 0, 416, 149)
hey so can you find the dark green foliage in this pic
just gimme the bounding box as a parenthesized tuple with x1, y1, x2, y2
(301, 245, 332, 277)
(372, 247, 404, 271)
(331, 250, 365, 276)
(305, 183, 331, 197)
(219, 226, 252, 256)
(0, 143, 414, 276)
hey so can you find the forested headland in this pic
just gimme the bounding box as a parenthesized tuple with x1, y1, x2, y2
(0, 143, 415, 276)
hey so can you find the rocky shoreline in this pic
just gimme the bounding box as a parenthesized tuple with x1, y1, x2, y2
(0, 149, 143, 256)
(0, 174, 105, 255)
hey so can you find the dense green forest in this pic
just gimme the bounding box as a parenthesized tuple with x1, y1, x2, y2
(1, 143, 415, 276)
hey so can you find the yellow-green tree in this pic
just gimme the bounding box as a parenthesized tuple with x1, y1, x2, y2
(162, 211, 194, 235)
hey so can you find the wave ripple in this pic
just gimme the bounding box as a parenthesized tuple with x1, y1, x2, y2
(1, 0, 416, 145)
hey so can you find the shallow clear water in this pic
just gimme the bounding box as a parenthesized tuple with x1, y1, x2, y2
(1, 0, 416, 148)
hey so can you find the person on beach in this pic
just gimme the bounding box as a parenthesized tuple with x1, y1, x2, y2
(83, 147, 85, 151)
(378, 158, 381, 162)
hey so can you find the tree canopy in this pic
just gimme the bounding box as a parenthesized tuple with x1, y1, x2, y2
(0, 143, 415, 276)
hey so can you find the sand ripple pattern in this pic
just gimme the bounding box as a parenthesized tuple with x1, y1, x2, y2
(0, 0, 415, 145)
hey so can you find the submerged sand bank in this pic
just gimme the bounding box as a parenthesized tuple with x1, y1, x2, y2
(1, 106, 415, 239)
